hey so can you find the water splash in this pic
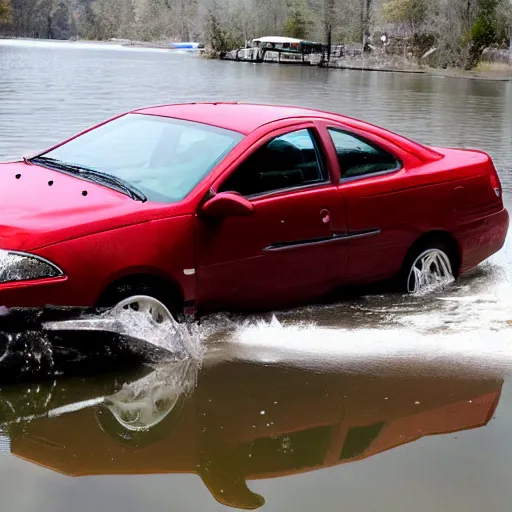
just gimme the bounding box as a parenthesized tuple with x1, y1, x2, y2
(0, 331, 55, 377)
(0, 299, 206, 381)
(41, 296, 207, 363)
(214, 315, 512, 376)
(112, 306, 206, 361)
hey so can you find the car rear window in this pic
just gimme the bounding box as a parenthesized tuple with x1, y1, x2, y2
(328, 128, 400, 180)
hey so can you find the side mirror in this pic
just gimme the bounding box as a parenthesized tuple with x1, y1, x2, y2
(200, 192, 254, 218)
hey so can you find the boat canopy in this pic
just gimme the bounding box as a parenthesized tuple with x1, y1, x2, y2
(252, 36, 304, 45)
(251, 36, 324, 52)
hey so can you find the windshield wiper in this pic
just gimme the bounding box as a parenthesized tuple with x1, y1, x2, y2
(31, 156, 147, 203)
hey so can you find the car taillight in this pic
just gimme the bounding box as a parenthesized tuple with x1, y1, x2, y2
(489, 168, 502, 201)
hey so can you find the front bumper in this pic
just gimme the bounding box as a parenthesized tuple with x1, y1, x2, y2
(0, 276, 75, 309)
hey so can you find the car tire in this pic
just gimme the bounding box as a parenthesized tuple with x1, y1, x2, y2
(400, 241, 455, 294)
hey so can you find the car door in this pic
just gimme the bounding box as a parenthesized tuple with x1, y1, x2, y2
(318, 121, 418, 285)
(194, 123, 348, 313)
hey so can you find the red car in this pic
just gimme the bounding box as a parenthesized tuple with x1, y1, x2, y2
(0, 102, 508, 319)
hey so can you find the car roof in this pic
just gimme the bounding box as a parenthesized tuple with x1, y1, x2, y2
(133, 102, 337, 135)
(132, 102, 442, 162)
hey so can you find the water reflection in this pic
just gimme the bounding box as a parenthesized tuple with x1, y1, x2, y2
(0, 359, 502, 509)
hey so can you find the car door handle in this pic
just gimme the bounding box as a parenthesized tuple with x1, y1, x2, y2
(320, 209, 331, 224)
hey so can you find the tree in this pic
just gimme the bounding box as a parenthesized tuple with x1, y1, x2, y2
(497, 0, 512, 51)
(174, 0, 199, 41)
(50, 0, 72, 38)
(252, 0, 288, 35)
(383, 0, 427, 36)
(466, 0, 501, 66)
(283, 0, 313, 39)
(0, 0, 12, 23)
(204, 1, 244, 51)
(471, 0, 499, 46)
(324, 0, 334, 55)
(362, 0, 372, 47)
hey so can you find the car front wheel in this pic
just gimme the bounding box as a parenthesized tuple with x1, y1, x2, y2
(97, 279, 182, 322)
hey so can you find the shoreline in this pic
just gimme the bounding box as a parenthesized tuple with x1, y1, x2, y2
(330, 62, 512, 82)
(1, 37, 510, 82)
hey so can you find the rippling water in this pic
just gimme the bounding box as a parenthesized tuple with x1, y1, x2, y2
(1, 39, 512, 512)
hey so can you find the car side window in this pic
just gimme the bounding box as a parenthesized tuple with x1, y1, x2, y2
(218, 129, 327, 197)
(327, 128, 400, 180)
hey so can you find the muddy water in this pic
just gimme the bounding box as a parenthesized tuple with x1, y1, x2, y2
(0, 39, 512, 511)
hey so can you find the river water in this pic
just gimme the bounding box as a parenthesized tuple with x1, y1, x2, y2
(1, 39, 512, 512)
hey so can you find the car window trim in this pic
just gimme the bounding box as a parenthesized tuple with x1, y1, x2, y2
(243, 181, 334, 202)
(214, 125, 330, 199)
(309, 126, 329, 182)
(326, 126, 403, 183)
(339, 166, 402, 184)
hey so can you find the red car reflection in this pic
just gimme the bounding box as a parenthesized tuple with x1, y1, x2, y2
(3, 362, 503, 510)
(0, 103, 508, 317)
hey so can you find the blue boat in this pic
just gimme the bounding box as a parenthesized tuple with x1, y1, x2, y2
(170, 42, 202, 50)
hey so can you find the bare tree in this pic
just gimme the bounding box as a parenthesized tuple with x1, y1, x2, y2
(497, 0, 512, 52)
(382, 0, 427, 36)
(362, 0, 372, 47)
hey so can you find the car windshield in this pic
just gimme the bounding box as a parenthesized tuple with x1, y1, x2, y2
(38, 113, 244, 203)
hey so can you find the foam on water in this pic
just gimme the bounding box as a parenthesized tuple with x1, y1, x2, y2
(221, 318, 512, 375)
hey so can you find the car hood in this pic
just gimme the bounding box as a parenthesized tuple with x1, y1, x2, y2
(0, 162, 170, 251)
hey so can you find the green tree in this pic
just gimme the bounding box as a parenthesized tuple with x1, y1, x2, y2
(283, 0, 313, 39)
(471, 0, 499, 46)
(467, 0, 501, 66)
(383, 0, 427, 35)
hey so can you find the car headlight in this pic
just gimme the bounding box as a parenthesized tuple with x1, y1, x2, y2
(0, 250, 63, 284)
